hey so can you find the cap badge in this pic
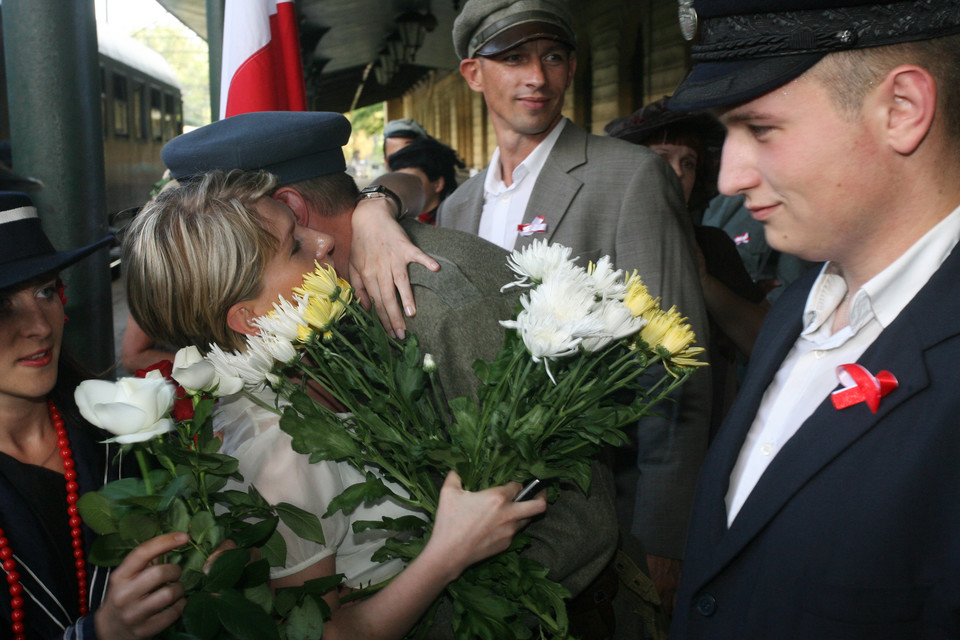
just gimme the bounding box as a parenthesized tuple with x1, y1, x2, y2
(678, 0, 698, 41)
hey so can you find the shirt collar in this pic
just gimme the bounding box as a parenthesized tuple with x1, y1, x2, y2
(484, 117, 567, 196)
(802, 203, 960, 336)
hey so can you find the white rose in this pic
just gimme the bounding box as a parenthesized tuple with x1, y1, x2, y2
(172, 346, 244, 397)
(75, 371, 176, 443)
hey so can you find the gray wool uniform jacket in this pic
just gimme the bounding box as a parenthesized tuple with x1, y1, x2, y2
(400, 219, 618, 600)
(437, 120, 712, 560)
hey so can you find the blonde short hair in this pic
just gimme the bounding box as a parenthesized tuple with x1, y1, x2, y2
(123, 169, 279, 351)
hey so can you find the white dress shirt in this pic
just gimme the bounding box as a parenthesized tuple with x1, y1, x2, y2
(478, 118, 567, 250)
(726, 204, 960, 526)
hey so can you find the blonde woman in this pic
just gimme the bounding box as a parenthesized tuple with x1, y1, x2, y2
(122, 170, 545, 640)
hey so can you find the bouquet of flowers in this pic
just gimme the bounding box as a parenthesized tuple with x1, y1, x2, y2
(198, 240, 705, 639)
(73, 357, 333, 640)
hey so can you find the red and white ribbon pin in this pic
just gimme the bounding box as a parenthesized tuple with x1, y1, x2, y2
(830, 363, 898, 413)
(518, 215, 547, 236)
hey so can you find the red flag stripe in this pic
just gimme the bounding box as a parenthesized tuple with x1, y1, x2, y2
(220, 0, 307, 119)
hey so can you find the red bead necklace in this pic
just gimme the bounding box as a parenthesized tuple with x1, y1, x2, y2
(0, 399, 88, 640)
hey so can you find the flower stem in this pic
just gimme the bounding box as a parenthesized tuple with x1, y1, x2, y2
(135, 448, 154, 494)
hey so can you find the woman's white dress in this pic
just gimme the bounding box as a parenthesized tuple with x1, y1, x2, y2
(214, 390, 425, 587)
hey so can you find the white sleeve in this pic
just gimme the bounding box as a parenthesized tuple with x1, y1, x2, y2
(214, 394, 350, 579)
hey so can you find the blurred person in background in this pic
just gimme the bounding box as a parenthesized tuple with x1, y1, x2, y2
(388, 137, 466, 225)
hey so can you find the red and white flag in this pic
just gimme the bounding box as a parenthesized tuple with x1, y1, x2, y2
(219, 0, 307, 119)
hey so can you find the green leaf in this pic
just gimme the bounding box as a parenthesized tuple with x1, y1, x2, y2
(298, 574, 344, 597)
(217, 589, 281, 640)
(352, 515, 426, 534)
(204, 548, 250, 591)
(192, 397, 216, 435)
(216, 490, 258, 508)
(179, 567, 205, 592)
(118, 494, 162, 511)
(189, 511, 217, 545)
(97, 477, 146, 502)
(76, 492, 118, 535)
(280, 405, 360, 461)
(324, 473, 395, 517)
(182, 592, 221, 640)
(240, 557, 271, 588)
(275, 503, 325, 545)
(260, 529, 287, 567)
(230, 516, 278, 549)
(87, 532, 134, 567)
(283, 596, 325, 640)
(242, 582, 273, 614)
(117, 511, 158, 543)
(165, 498, 191, 532)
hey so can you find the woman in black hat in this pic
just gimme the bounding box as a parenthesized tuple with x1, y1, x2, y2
(0, 192, 186, 639)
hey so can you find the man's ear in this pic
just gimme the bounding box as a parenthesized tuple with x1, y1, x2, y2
(879, 64, 937, 155)
(460, 58, 483, 92)
(226, 301, 260, 336)
(566, 51, 577, 88)
(273, 187, 311, 226)
(433, 176, 446, 196)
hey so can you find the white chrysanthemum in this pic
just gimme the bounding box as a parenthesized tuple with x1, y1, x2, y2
(254, 294, 308, 342)
(502, 240, 578, 290)
(580, 299, 647, 352)
(205, 342, 271, 391)
(586, 256, 627, 300)
(504, 310, 582, 362)
(522, 274, 605, 339)
(258, 334, 298, 364)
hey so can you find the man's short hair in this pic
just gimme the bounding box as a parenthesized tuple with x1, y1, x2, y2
(810, 33, 960, 143)
(291, 172, 360, 219)
(123, 170, 279, 352)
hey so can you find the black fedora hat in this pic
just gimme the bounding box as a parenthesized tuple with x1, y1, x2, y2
(0, 191, 111, 290)
(671, 0, 960, 111)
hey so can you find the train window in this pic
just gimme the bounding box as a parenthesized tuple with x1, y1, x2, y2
(163, 93, 176, 141)
(132, 82, 146, 141)
(112, 72, 129, 137)
(150, 88, 163, 141)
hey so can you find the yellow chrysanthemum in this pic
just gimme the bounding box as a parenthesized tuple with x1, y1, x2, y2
(623, 272, 660, 318)
(639, 306, 694, 354)
(303, 294, 348, 333)
(294, 262, 354, 305)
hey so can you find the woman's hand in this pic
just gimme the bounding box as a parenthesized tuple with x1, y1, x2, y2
(350, 191, 438, 338)
(425, 471, 547, 580)
(94, 531, 188, 639)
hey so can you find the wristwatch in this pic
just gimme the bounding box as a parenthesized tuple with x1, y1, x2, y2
(356, 184, 403, 218)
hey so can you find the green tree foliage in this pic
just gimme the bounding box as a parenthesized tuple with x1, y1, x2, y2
(133, 22, 211, 127)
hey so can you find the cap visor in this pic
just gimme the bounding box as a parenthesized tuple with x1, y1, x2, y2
(670, 53, 823, 111)
(475, 22, 574, 57)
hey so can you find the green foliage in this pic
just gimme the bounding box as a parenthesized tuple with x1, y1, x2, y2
(131, 22, 211, 126)
(273, 291, 694, 639)
(79, 391, 330, 639)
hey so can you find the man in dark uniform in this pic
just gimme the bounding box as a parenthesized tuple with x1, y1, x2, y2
(668, 1, 960, 638)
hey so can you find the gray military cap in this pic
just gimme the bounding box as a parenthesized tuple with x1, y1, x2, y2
(452, 0, 575, 60)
